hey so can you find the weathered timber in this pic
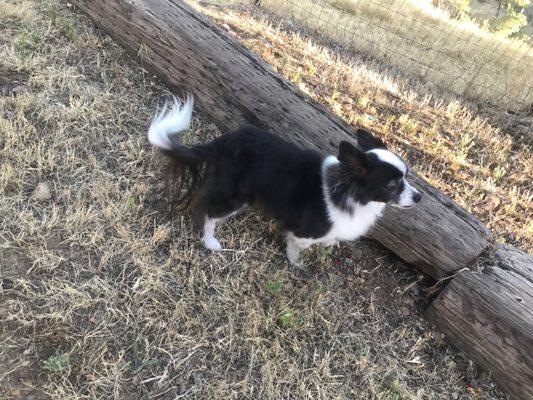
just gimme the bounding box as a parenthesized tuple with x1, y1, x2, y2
(426, 244, 533, 400)
(67, 0, 493, 278)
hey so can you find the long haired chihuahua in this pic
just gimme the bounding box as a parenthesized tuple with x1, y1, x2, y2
(148, 95, 421, 264)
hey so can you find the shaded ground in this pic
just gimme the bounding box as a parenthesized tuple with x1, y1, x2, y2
(0, 0, 517, 399)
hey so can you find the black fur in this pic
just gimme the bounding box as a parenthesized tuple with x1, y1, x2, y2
(168, 126, 331, 239)
(355, 128, 386, 150)
(328, 140, 409, 212)
(164, 126, 418, 239)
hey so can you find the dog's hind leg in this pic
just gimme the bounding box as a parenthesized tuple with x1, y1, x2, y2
(202, 215, 223, 251)
(192, 183, 247, 251)
(201, 206, 248, 250)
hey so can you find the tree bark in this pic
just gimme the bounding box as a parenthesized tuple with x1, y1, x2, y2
(426, 244, 533, 400)
(66, 0, 493, 279)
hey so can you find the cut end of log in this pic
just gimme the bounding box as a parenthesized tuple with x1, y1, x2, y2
(426, 244, 533, 400)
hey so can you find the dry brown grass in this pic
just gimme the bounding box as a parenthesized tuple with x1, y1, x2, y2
(199, 1, 532, 252)
(253, 0, 533, 111)
(0, 0, 516, 399)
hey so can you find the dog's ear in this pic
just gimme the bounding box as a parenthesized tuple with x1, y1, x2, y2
(338, 141, 367, 176)
(356, 128, 386, 150)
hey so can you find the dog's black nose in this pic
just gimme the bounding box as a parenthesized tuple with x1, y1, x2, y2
(413, 192, 422, 203)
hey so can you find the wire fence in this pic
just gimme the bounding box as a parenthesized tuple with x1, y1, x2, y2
(252, 0, 533, 112)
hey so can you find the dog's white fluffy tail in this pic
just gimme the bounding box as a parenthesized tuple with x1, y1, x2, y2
(148, 94, 194, 150)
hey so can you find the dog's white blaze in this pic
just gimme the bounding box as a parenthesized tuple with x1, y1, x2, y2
(148, 94, 194, 150)
(397, 178, 418, 207)
(366, 148, 407, 175)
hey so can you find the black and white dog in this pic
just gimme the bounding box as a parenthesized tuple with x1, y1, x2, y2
(148, 95, 421, 264)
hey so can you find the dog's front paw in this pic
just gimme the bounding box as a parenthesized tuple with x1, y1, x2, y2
(286, 249, 303, 266)
(288, 257, 303, 267)
(286, 242, 303, 266)
(203, 237, 222, 251)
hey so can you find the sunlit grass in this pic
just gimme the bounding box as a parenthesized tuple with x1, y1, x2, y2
(255, 0, 533, 111)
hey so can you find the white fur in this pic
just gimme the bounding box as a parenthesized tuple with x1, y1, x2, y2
(395, 178, 419, 208)
(202, 216, 222, 251)
(367, 149, 420, 208)
(285, 232, 305, 264)
(285, 155, 385, 264)
(201, 205, 248, 252)
(321, 156, 385, 243)
(367, 148, 407, 175)
(148, 94, 194, 150)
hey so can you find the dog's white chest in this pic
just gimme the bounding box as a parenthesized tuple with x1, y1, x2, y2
(316, 155, 386, 245)
(325, 201, 385, 242)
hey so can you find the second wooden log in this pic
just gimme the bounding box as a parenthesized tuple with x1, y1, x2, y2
(426, 245, 533, 400)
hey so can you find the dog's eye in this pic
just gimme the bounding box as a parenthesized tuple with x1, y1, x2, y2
(386, 181, 398, 191)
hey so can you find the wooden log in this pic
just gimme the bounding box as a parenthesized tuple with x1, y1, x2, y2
(67, 0, 493, 278)
(426, 244, 533, 400)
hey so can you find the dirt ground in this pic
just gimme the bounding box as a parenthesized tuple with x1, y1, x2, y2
(0, 0, 524, 399)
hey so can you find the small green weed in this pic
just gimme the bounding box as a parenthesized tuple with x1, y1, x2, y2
(15, 24, 41, 60)
(44, 0, 60, 24)
(277, 307, 303, 329)
(266, 275, 285, 295)
(61, 19, 77, 43)
(385, 380, 406, 400)
(126, 196, 137, 210)
(42, 353, 70, 373)
(316, 245, 334, 265)
(133, 338, 159, 372)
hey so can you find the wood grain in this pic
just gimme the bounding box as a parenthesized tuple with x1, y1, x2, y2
(426, 245, 533, 400)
